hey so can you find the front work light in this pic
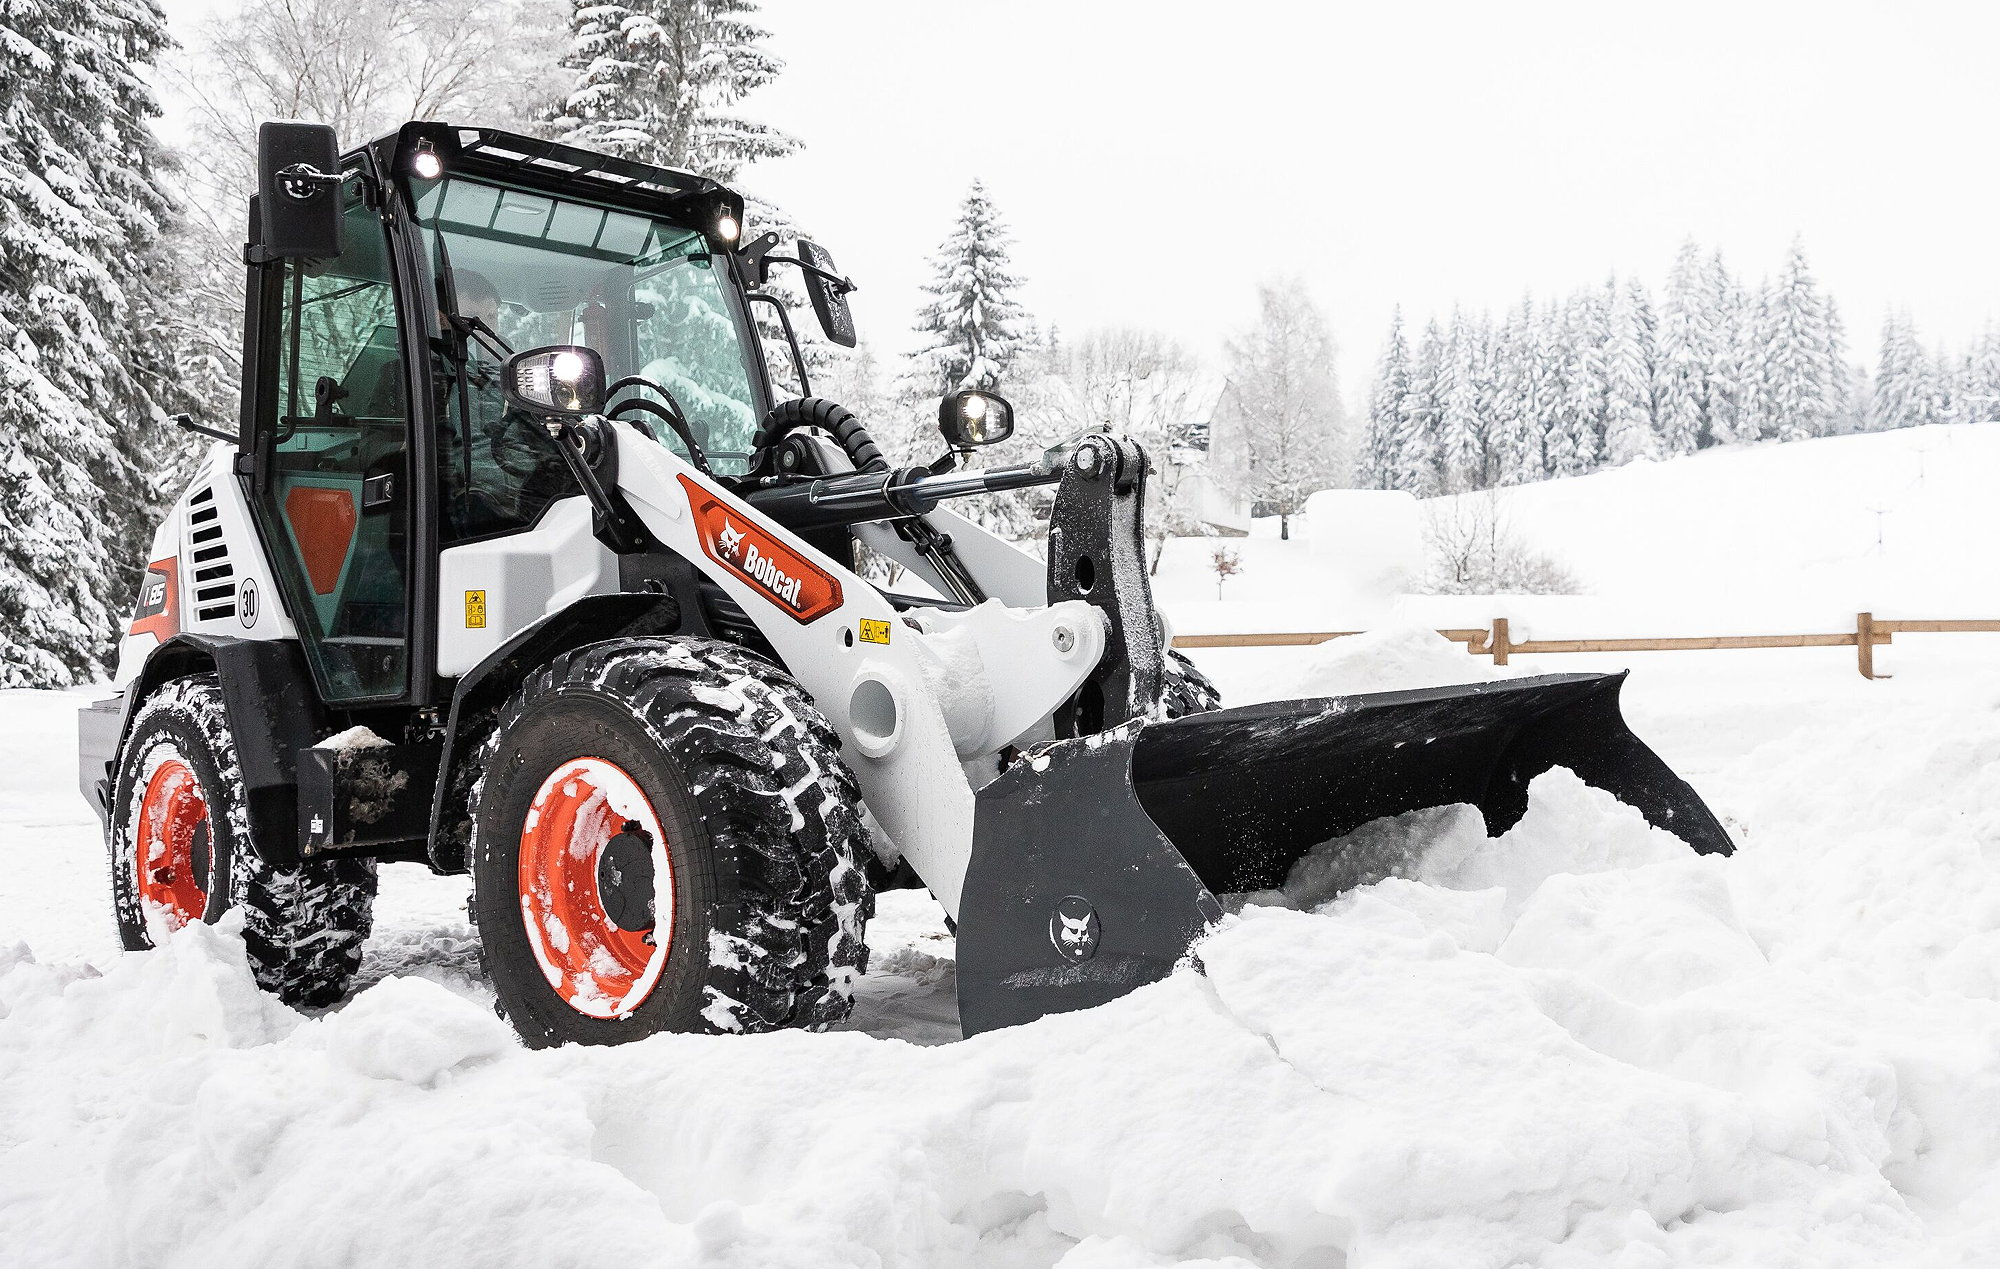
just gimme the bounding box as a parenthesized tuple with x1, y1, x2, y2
(411, 139, 444, 180)
(937, 388, 1015, 448)
(716, 211, 741, 242)
(501, 345, 607, 417)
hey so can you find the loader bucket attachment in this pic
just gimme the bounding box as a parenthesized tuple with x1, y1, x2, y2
(955, 671, 1730, 1036)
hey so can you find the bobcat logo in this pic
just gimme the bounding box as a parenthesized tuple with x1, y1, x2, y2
(717, 519, 747, 558)
(1049, 896, 1100, 963)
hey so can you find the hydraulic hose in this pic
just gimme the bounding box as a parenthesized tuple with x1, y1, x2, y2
(753, 397, 889, 473)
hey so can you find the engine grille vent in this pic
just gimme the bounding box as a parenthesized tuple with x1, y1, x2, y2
(186, 486, 237, 623)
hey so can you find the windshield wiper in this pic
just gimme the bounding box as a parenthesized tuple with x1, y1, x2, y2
(431, 229, 514, 363)
(446, 311, 514, 360)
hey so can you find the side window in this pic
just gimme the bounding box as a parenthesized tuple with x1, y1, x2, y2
(262, 195, 410, 702)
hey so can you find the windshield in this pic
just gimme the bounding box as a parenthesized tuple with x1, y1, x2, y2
(412, 176, 766, 474)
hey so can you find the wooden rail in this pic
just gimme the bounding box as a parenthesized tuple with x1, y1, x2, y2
(1171, 614, 2000, 679)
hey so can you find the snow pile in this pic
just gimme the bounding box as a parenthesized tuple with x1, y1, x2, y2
(1225, 622, 1509, 705)
(4, 634, 2000, 1265)
(1236, 768, 1688, 916)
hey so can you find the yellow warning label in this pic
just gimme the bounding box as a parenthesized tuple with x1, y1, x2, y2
(465, 590, 487, 629)
(858, 618, 891, 645)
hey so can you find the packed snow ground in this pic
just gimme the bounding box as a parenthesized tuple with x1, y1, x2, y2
(4, 623, 1999, 1267)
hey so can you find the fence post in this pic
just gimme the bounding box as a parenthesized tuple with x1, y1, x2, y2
(1856, 612, 1875, 679)
(1492, 617, 1510, 666)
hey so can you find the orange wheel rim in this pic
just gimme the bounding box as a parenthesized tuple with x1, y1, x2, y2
(136, 757, 211, 930)
(517, 757, 675, 1018)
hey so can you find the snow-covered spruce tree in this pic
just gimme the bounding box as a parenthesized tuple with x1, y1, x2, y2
(1489, 298, 1538, 485)
(1394, 319, 1445, 495)
(549, 0, 795, 181)
(1603, 277, 1660, 465)
(888, 182, 1044, 537)
(1547, 288, 1607, 478)
(1359, 309, 1410, 490)
(1654, 240, 1713, 456)
(1760, 239, 1846, 442)
(1438, 310, 1486, 491)
(0, 0, 185, 685)
(1520, 298, 1568, 482)
(1216, 278, 1345, 539)
(1967, 323, 2000, 424)
(1707, 258, 1746, 442)
(1868, 313, 1932, 432)
(904, 180, 1031, 400)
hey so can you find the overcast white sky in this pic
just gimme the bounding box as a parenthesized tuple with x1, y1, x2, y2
(157, 0, 2000, 396)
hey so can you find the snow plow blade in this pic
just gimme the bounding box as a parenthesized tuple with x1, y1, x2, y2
(955, 671, 1730, 1036)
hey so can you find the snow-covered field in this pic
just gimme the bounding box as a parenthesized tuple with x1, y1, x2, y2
(3, 430, 1998, 1267)
(1155, 424, 1999, 643)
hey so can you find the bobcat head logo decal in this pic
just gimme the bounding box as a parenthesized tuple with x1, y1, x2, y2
(1049, 895, 1101, 963)
(716, 519, 747, 558)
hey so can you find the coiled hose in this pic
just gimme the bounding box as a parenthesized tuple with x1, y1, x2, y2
(753, 397, 889, 474)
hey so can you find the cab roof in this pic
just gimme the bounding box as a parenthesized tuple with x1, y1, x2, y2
(366, 122, 741, 228)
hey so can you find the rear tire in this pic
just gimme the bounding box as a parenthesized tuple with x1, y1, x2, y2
(109, 674, 376, 1007)
(469, 638, 871, 1047)
(1160, 648, 1222, 718)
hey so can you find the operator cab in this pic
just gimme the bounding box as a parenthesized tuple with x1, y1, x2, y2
(245, 122, 879, 707)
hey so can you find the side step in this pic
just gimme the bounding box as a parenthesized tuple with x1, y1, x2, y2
(296, 736, 440, 858)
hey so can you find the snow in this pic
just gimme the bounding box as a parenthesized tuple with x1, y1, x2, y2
(1156, 424, 2000, 643)
(4, 432, 1999, 1265)
(312, 725, 394, 752)
(1301, 488, 1421, 595)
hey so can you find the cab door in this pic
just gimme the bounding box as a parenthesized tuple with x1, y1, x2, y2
(251, 185, 416, 704)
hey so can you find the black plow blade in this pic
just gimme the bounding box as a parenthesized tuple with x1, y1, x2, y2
(955, 672, 1730, 1036)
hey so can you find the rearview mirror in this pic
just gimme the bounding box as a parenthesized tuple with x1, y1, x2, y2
(502, 346, 607, 418)
(796, 239, 857, 348)
(938, 389, 1014, 448)
(256, 121, 343, 258)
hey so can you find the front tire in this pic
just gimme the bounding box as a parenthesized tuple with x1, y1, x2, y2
(470, 638, 871, 1047)
(109, 674, 376, 1007)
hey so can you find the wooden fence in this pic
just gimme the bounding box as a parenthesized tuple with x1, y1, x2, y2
(1171, 614, 2000, 679)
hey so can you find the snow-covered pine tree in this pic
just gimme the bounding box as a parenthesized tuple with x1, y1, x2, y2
(1516, 300, 1563, 482)
(1491, 298, 1539, 485)
(1394, 319, 1445, 495)
(1438, 309, 1485, 491)
(1867, 313, 1931, 432)
(0, 0, 182, 685)
(1654, 240, 1711, 456)
(550, 0, 797, 181)
(1359, 309, 1410, 490)
(1968, 322, 2000, 424)
(891, 182, 1041, 536)
(1603, 277, 1660, 465)
(1761, 239, 1845, 442)
(1702, 251, 1752, 444)
(1549, 287, 1608, 477)
(1730, 282, 1774, 441)
(904, 180, 1031, 400)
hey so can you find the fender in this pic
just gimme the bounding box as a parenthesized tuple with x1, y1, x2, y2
(80, 634, 329, 866)
(425, 588, 684, 872)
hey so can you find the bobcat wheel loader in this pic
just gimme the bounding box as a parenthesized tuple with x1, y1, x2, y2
(78, 121, 1732, 1046)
